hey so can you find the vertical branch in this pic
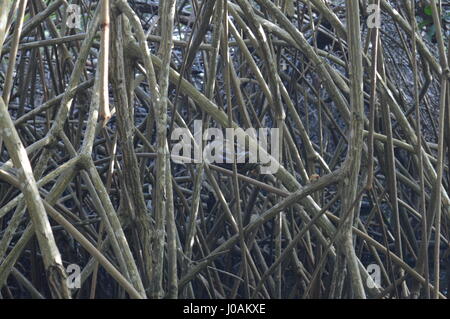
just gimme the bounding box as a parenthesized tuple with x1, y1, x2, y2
(163, 0, 177, 297)
(428, 0, 449, 299)
(165, 148, 177, 298)
(99, 0, 111, 124)
(431, 69, 447, 299)
(152, 0, 176, 299)
(110, 11, 153, 295)
(221, 0, 250, 298)
(0, 0, 14, 52)
(366, 0, 380, 190)
(340, 0, 366, 298)
(409, 0, 430, 299)
(2, 0, 28, 105)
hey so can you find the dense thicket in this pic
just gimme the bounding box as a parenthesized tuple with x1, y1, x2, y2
(0, 0, 449, 299)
